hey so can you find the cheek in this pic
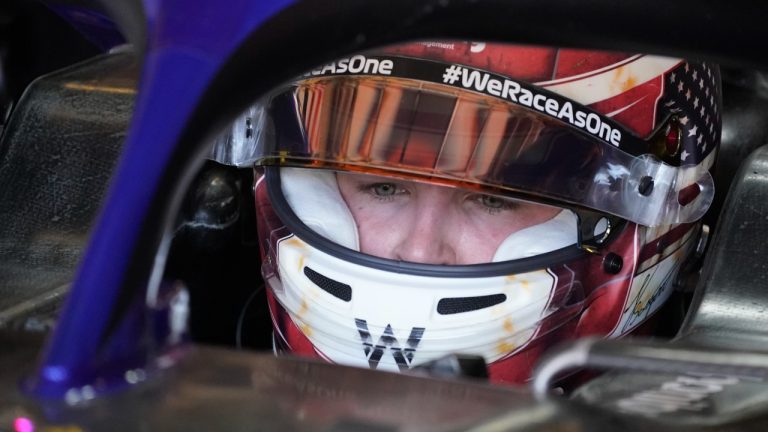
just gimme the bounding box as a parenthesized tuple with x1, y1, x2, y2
(353, 208, 409, 257)
(338, 185, 408, 256)
(454, 235, 499, 263)
(453, 218, 511, 263)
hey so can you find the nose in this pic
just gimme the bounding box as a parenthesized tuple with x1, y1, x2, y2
(392, 187, 457, 265)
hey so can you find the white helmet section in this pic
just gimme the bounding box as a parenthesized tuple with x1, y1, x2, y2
(494, 211, 578, 261)
(271, 235, 557, 371)
(281, 168, 359, 250)
(280, 167, 578, 261)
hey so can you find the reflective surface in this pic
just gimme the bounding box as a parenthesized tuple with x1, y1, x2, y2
(251, 73, 714, 228)
(0, 336, 674, 432)
(0, 51, 138, 329)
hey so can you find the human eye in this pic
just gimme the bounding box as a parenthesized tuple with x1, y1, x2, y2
(471, 194, 520, 214)
(359, 182, 407, 202)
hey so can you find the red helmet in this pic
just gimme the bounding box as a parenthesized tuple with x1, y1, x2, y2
(234, 41, 720, 384)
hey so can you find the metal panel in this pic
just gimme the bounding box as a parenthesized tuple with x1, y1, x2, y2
(0, 337, 658, 432)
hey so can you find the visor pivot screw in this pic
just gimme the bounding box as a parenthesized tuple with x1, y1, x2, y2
(602, 253, 623, 274)
(638, 176, 654, 196)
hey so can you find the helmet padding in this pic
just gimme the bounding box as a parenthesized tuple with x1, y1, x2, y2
(281, 168, 360, 250)
(492, 210, 577, 262)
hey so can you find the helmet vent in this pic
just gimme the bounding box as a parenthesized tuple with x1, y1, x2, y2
(437, 294, 507, 315)
(304, 266, 352, 302)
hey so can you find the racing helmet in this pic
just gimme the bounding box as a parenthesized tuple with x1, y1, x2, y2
(231, 41, 720, 384)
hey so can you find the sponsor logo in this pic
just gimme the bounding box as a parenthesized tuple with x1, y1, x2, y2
(615, 374, 741, 415)
(422, 41, 456, 50)
(441, 64, 623, 147)
(306, 55, 393, 77)
(355, 318, 425, 371)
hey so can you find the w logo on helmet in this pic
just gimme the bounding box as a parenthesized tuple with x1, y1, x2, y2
(355, 318, 425, 371)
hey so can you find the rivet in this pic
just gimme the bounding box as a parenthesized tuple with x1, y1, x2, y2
(603, 253, 623, 274)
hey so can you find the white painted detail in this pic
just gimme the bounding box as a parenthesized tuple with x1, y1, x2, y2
(541, 56, 681, 106)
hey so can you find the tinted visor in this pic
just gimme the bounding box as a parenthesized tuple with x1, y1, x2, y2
(224, 66, 713, 227)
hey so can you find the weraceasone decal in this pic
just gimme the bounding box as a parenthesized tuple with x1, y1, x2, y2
(441, 65, 622, 147)
(305, 55, 394, 77)
(304, 55, 625, 148)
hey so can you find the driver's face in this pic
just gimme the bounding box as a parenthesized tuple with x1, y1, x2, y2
(336, 172, 560, 265)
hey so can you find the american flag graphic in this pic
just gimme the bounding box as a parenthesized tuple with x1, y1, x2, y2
(657, 61, 721, 165)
